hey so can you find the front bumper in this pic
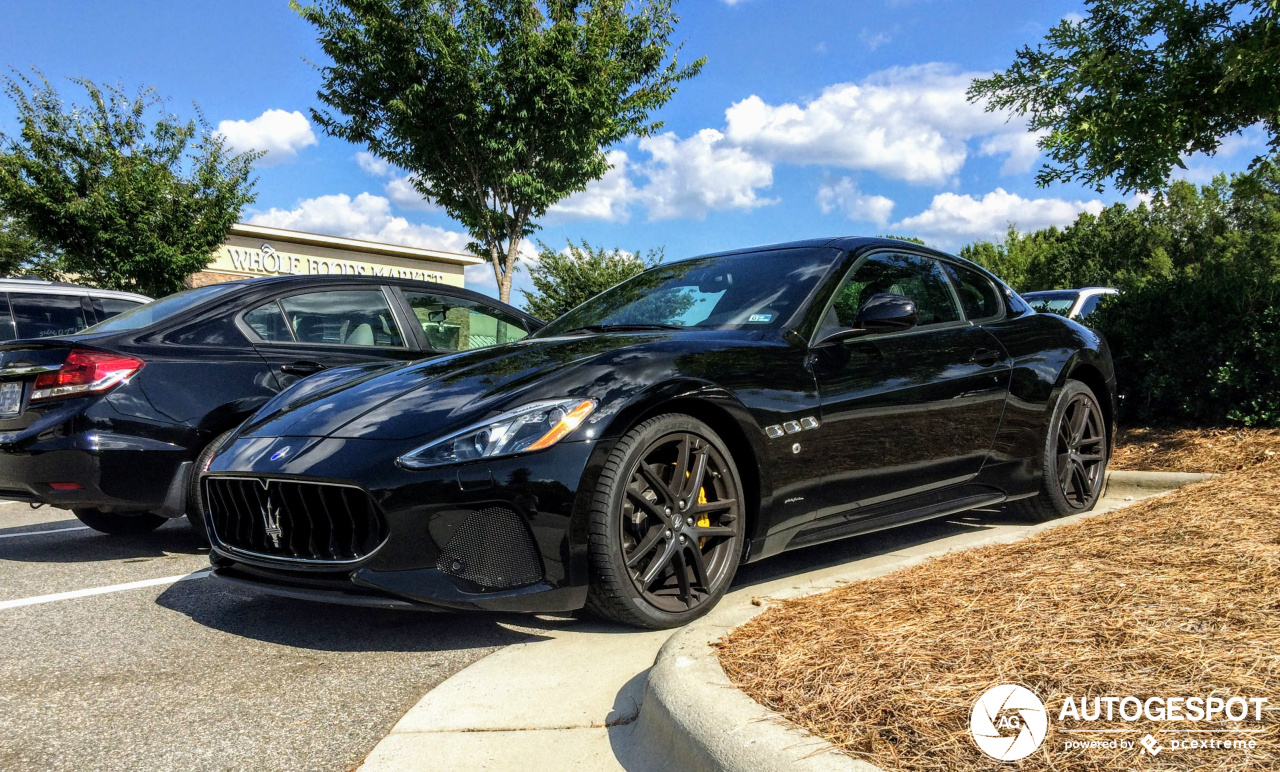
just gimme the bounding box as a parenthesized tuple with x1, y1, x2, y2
(204, 435, 603, 613)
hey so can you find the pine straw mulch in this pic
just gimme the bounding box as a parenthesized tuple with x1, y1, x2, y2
(1113, 425, 1280, 473)
(716, 461, 1280, 771)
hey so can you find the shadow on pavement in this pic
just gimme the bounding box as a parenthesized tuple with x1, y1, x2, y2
(0, 517, 204, 563)
(154, 575, 540, 654)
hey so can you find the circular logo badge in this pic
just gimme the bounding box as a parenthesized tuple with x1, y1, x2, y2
(970, 684, 1049, 762)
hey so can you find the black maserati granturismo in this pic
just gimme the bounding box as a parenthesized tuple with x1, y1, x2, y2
(203, 237, 1115, 628)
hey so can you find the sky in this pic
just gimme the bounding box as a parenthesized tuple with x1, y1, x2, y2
(0, 0, 1267, 301)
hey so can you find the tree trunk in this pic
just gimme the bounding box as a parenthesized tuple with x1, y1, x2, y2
(498, 235, 524, 305)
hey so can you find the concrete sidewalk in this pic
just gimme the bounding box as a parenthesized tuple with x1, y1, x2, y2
(358, 472, 1206, 772)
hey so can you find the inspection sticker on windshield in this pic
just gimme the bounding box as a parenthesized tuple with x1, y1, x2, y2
(747, 313, 773, 323)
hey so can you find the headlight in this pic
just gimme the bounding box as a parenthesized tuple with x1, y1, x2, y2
(396, 398, 597, 470)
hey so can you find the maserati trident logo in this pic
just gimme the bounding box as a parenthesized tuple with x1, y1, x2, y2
(262, 495, 283, 548)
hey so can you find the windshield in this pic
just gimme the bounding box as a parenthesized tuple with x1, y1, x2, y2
(81, 283, 242, 333)
(1023, 291, 1079, 316)
(536, 247, 839, 336)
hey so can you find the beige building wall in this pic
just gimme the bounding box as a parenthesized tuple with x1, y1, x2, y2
(191, 223, 480, 289)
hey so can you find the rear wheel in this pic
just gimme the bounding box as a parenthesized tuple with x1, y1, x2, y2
(72, 508, 166, 535)
(186, 429, 236, 546)
(1009, 380, 1108, 522)
(585, 414, 745, 629)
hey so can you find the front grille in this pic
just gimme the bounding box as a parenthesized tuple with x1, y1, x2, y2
(437, 506, 544, 589)
(204, 477, 386, 562)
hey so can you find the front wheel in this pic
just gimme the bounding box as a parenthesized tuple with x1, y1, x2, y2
(585, 414, 746, 629)
(72, 508, 166, 535)
(1009, 379, 1109, 522)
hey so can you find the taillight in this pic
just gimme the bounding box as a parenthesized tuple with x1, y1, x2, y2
(30, 349, 144, 402)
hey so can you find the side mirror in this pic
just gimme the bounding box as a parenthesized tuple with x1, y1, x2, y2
(854, 293, 918, 333)
(815, 293, 918, 346)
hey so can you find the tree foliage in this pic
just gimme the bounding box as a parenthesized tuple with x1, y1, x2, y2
(0, 73, 260, 297)
(293, 0, 703, 303)
(0, 212, 43, 277)
(963, 160, 1280, 426)
(969, 0, 1280, 193)
(521, 239, 663, 319)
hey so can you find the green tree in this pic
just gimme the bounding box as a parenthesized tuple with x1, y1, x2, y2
(522, 239, 663, 319)
(0, 73, 260, 297)
(0, 212, 43, 277)
(969, 0, 1280, 193)
(294, 0, 704, 303)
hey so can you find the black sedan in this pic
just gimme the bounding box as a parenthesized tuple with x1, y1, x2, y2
(0, 275, 539, 538)
(203, 238, 1115, 628)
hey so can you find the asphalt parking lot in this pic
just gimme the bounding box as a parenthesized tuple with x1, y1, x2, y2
(0, 502, 528, 772)
(0, 491, 1145, 772)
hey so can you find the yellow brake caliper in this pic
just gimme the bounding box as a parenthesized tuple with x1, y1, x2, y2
(681, 463, 712, 548)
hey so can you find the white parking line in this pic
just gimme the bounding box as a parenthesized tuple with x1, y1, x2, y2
(0, 526, 91, 539)
(0, 569, 211, 611)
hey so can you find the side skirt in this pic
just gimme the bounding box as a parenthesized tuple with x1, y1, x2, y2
(783, 488, 1007, 552)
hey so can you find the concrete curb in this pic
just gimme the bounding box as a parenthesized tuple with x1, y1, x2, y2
(634, 470, 1213, 772)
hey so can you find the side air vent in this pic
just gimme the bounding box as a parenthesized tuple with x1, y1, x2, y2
(436, 506, 544, 590)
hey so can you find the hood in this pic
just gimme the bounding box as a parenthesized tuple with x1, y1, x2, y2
(239, 333, 663, 441)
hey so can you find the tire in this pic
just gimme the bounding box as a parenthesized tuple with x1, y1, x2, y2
(186, 429, 235, 546)
(1008, 379, 1109, 522)
(584, 414, 746, 629)
(72, 508, 166, 535)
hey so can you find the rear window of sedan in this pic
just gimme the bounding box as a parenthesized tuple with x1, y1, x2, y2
(82, 283, 241, 333)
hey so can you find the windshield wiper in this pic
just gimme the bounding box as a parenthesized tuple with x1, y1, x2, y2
(559, 323, 687, 335)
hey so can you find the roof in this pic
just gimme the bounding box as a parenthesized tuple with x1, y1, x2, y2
(230, 223, 483, 267)
(0, 278, 151, 302)
(194, 273, 540, 324)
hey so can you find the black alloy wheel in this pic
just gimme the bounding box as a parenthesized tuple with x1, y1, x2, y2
(1055, 390, 1107, 508)
(1009, 379, 1109, 521)
(586, 414, 745, 628)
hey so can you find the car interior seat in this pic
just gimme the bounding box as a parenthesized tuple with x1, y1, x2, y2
(345, 323, 374, 346)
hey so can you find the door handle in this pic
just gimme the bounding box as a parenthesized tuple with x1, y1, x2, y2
(280, 361, 326, 376)
(970, 349, 1003, 366)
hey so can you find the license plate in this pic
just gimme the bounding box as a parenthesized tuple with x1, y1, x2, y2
(0, 381, 23, 418)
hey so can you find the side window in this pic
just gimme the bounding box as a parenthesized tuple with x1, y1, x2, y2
(243, 301, 294, 342)
(9, 293, 90, 338)
(941, 262, 1002, 321)
(277, 290, 404, 347)
(403, 291, 529, 352)
(0, 296, 15, 342)
(1077, 293, 1105, 319)
(98, 297, 144, 321)
(825, 253, 961, 333)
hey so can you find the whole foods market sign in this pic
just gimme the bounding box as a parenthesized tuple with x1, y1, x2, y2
(214, 242, 450, 284)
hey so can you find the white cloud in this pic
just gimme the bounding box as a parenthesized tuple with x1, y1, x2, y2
(892, 188, 1105, 247)
(636, 129, 777, 220)
(859, 29, 892, 51)
(547, 150, 638, 223)
(216, 110, 317, 165)
(1063, 12, 1085, 24)
(384, 175, 437, 212)
(353, 151, 437, 211)
(722, 64, 1034, 184)
(248, 192, 471, 253)
(817, 178, 895, 225)
(355, 151, 394, 177)
(979, 130, 1047, 175)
